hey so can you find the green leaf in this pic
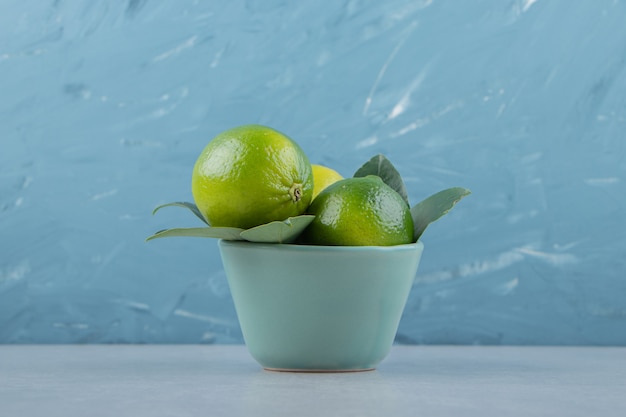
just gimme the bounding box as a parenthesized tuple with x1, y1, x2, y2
(152, 202, 209, 225)
(411, 187, 471, 241)
(146, 226, 244, 242)
(353, 154, 409, 205)
(240, 215, 315, 243)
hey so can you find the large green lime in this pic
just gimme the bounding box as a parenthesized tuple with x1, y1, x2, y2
(191, 125, 313, 229)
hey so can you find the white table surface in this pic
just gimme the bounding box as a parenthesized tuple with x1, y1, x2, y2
(1, 345, 625, 417)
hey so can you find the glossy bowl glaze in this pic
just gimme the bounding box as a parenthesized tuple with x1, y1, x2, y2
(219, 240, 424, 372)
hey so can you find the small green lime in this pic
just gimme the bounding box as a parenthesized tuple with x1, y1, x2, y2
(300, 176, 414, 246)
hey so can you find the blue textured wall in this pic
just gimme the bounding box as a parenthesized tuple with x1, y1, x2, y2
(1, 0, 625, 345)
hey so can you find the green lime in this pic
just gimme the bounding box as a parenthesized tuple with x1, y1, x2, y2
(300, 176, 414, 246)
(191, 125, 313, 229)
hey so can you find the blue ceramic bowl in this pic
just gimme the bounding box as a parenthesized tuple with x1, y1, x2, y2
(219, 240, 424, 372)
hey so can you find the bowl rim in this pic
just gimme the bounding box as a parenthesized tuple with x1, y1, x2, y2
(219, 239, 424, 253)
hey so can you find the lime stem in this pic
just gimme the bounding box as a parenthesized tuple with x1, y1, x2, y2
(289, 183, 303, 202)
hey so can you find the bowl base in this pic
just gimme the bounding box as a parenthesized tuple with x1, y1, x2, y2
(263, 367, 376, 373)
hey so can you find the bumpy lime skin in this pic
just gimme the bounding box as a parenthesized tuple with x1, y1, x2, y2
(192, 125, 313, 230)
(300, 176, 414, 246)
